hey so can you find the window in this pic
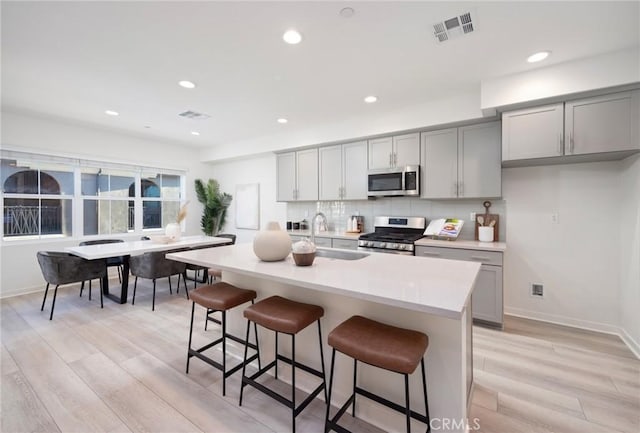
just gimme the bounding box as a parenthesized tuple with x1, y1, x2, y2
(1, 151, 185, 241)
(2, 159, 74, 238)
(81, 168, 135, 236)
(140, 173, 181, 230)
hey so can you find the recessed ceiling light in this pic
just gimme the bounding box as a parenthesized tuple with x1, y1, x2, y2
(339, 7, 355, 18)
(527, 51, 551, 63)
(364, 96, 378, 103)
(105, 110, 119, 116)
(283, 30, 302, 44)
(277, 118, 288, 124)
(144, 125, 151, 129)
(179, 80, 196, 89)
(191, 131, 200, 136)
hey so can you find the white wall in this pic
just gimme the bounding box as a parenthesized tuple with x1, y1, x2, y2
(619, 154, 640, 354)
(0, 110, 211, 296)
(200, 87, 484, 161)
(502, 161, 623, 332)
(208, 153, 287, 244)
(481, 47, 640, 110)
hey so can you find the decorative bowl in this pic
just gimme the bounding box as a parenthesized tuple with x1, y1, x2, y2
(292, 252, 315, 266)
(149, 235, 172, 244)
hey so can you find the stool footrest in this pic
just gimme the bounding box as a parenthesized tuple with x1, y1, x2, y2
(242, 355, 326, 415)
(355, 386, 429, 424)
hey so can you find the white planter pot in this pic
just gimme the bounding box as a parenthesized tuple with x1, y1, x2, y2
(253, 221, 291, 261)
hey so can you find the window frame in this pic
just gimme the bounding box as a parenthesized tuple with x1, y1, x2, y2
(1, 150, 187, 243)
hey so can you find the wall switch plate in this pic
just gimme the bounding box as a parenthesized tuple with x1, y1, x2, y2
(470, 212, 476, 221)
(551, 213, 559, 224)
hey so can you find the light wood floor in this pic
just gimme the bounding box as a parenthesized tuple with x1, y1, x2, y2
(1, 279, 638, 433)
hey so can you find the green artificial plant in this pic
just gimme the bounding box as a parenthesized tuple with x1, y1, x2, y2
(194, 179, 233, 236)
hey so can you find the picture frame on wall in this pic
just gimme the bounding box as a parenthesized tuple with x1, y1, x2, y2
(235, 183, 260, 230)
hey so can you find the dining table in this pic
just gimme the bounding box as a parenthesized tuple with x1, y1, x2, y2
(65, 235, 233, 304)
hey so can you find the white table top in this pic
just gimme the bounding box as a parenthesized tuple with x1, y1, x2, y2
(65, 236, 232, 260)
(166, 243, 481, 319)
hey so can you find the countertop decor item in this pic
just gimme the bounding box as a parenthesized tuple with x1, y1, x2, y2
(292, 238, 316, 266)
(474, 200, 500, 241)
(195, 178, 232, 236)
(165, 201, 190, 241)
(253, 221, 292, 261)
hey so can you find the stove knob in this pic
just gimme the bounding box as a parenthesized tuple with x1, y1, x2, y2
(379, 243, 386, 248)
(391, 243, 399, 249)
(398, 244, 406, 250)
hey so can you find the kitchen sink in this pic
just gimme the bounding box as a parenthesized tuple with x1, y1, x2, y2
(315, 248, 369, 260)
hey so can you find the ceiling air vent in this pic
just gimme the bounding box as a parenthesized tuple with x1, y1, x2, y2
(433, 12, 475, 43)
(178, 110, 211, 120)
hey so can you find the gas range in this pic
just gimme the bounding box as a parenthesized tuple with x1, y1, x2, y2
(358, 216, 426, 255)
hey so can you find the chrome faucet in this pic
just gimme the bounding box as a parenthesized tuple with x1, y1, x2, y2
(310, 212, 327, 245)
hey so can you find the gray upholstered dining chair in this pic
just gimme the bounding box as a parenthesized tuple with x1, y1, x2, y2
(129, 248, 188, 311)
(37, 251, 107, 320)
(78, 239, 126, 298)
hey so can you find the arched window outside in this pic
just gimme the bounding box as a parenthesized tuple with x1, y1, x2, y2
(2, 161, 73, 237)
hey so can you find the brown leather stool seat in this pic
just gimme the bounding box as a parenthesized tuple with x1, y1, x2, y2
(190, 283, 256, 311)
(325, 316, 430, 433)
(328, 315, 428, 375)
(243, 295, 324, 334)
(186, 283, 259, 396)
(239, 295, 327, 433)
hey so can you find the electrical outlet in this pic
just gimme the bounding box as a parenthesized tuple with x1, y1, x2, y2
(470, 212, 476, 222)
(551, 213, 559, 224)
(531, 283, 544, 297)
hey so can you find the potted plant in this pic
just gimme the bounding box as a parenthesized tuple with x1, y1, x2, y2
(194, 179, 232, 236)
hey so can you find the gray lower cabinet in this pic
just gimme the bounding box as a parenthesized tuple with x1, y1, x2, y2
(331, 238, 358, 250)
(290, 235, 332, 247)
(415, 246, 504, 327)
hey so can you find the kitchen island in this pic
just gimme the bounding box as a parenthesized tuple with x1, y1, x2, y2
(167, 243, 480, 433)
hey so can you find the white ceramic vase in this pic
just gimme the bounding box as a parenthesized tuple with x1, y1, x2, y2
(165, 222, 182, 241)
(253, 221, 291, 261)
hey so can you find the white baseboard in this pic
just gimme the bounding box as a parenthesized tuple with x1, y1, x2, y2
(505, 307, 640, 359)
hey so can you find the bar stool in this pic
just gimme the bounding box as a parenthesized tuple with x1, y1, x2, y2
(186, 283, 260, 396)
(325, 315, 430, 433)
(239, 295, 327, 433)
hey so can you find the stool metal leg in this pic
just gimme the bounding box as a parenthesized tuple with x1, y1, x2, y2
(421, 359, 430, 433)
(239, 319, 251, 407)
(324, 348, 336, 433)
(274, 332, 279, 380)
(291, 334, 296, 433)
(317, 320, 328, 402)
(352, 359, 357, 416)
(186, 301, 196, 374)
(222, 310, 227, 396)
(405, 373, 411, 433)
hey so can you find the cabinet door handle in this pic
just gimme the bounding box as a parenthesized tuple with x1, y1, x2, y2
(393, 152, 397, 167)
(558, 133, 563, 155)
(459, 182, 464, 197)
(569, 132, 575, 154)
(389, 153, 393, 167)
(452, 182, 457, 196)
(471, 256, 490, 262)
(421, 252, 441, 257)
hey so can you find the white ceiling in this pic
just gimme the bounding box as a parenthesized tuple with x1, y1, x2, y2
(2, 1, 639, 149)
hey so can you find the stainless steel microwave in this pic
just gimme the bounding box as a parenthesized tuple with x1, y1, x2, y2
(367, 165, 420, 197)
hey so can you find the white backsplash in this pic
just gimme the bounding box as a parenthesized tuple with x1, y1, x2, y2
(287, 198, 506, 241)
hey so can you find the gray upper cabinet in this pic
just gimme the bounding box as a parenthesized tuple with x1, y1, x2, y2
(318, 141, 368, 201)
(368, 133, 419, 169)
(502, 103, 564, 161)
(276, 148, 318, 202)
(502, 90, 640, 165)
(422, 122, 501, 199)
(565, 91, 640, 156)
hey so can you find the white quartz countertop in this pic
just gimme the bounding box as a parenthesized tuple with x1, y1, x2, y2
(286, 230, 361, 240)
(167, 243, 480, 319)
(415, 238, 507, 252)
